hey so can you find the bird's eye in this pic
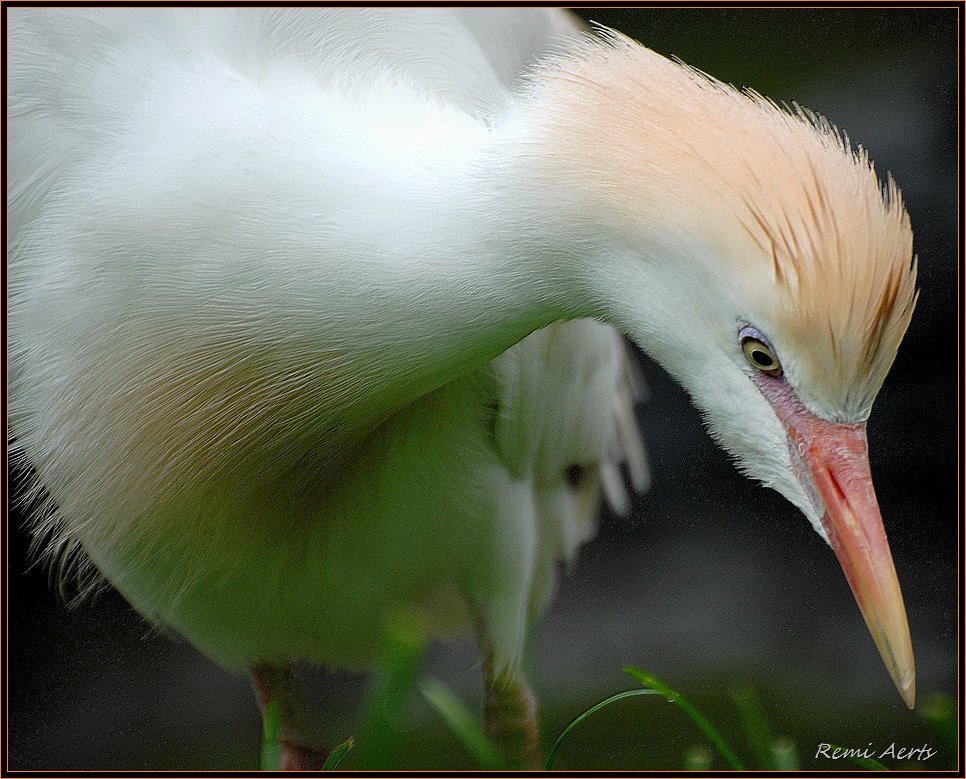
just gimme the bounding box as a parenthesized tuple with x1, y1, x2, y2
(741, 336, 782, 377)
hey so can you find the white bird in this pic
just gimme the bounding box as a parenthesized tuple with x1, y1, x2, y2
(8, 7, 917, 769)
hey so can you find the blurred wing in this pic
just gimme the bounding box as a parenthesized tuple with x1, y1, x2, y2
(492, 320, 650, 565)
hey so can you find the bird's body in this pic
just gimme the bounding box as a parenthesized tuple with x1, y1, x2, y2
(9, 7, 917, 767)
(10, 8, 647, 674)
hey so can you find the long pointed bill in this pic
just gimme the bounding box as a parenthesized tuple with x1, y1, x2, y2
(784, 410, 915, 708)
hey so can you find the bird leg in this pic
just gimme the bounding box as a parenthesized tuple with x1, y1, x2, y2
(249, 664, 329, 770)
(483, 653, 541, 769)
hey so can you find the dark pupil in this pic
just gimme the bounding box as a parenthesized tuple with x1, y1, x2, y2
(752, 349, 773, 368)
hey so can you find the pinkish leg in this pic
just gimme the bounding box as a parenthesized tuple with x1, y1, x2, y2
(249, 664, 329, 770)
(483, 653, 541, 769)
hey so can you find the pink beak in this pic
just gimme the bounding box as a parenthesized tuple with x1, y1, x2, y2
(778, 399, 916, 708)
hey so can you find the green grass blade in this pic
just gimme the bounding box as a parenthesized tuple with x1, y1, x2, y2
(684, 744, 713, 770)
(323, 738, 354, 770)
(260, 700, 281, 771)
(729, 683, 773, 768)
(354, 613, 428, 769)
(920, 694, 957, 753)
(769, 736, 800, 770)
(421, 678, 506, 769)
(850, 756, 890, 771)
(827, 744, 889, 771)
(624, 666, 745, 770)
(544, 688, 657, 769)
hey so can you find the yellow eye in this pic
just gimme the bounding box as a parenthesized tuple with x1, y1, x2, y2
(742, 337, 782, 377)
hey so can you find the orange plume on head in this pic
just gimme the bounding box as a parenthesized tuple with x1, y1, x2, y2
(526, 29, 918, 421)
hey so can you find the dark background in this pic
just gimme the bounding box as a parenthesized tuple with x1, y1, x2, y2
(7, 7, 959, 770)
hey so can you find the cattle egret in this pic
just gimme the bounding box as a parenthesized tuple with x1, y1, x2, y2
(9, 7, 917, 769)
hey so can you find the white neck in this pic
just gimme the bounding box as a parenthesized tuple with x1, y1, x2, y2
(219, 103, 597, 458)
(276, 97, 717, 434)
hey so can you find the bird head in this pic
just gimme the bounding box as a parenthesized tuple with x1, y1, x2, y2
(522, 30, 918, 706)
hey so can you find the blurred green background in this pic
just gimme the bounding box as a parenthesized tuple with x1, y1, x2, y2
(9, 7, 958, 771)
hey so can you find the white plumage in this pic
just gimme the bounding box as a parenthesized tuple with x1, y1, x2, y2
(8, 7, 916, 768)
(10, 4, 647, 663)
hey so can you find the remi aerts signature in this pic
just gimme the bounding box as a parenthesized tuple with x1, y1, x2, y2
(815, 743, 937, 762)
